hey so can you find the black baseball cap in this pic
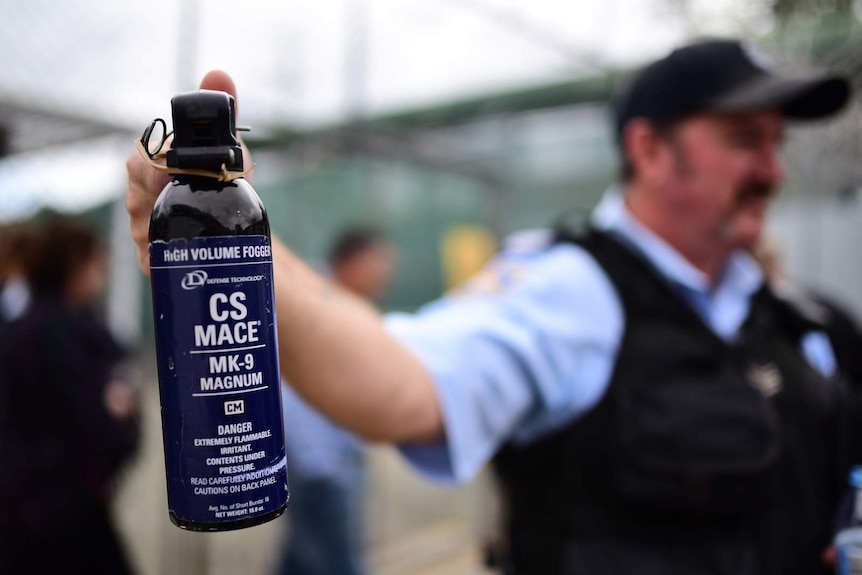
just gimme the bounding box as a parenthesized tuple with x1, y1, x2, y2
(613, 39, 851, 142)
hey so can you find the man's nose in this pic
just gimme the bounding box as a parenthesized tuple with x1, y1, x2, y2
(754, 143, 784, 187)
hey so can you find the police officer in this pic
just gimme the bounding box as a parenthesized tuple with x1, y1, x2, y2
(127, 40, 858, 574)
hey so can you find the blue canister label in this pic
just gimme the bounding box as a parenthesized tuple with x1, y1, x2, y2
(149, 235, 288, 525)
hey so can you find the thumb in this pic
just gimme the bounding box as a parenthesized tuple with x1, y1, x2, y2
(199, 70, 252, 178)
(200, 70, 237, 98)
(199, 70, 239, 115)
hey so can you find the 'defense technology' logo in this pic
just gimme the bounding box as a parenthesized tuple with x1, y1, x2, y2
(181, 270, 208, 290)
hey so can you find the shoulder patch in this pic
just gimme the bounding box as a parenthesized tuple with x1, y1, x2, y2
(458, 260, 528, 296)
(501, 229, 553, 256)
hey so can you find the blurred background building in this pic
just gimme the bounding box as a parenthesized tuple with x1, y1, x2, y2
(2, 0, 862, 573)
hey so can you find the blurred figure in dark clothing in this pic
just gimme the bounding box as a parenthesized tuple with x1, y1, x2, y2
(0, 218, 139, 575)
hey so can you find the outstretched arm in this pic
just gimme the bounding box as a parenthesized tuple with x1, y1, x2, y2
(126, 71, 443, 443)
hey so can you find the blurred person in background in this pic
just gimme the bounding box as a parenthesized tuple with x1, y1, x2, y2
(276, 226, 396, 575)
(0, 223, 34, 325)
(128, 40, 861, 575)
(0, 217, 140, 575)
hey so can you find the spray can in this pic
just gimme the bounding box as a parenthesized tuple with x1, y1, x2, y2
(147, 90, 288, 531)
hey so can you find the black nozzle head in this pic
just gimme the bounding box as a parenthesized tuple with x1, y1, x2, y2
(166, 90, 243, 172)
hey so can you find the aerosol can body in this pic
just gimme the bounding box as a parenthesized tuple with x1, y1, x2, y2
(147, 90, 288, 531)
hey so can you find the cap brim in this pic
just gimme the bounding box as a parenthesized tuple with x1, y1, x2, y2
(707, 73, 851, 119)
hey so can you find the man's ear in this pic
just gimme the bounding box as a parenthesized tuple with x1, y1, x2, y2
(623, 118, 670, 186)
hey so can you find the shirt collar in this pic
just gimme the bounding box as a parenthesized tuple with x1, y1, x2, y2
(590, 187, 764, 297)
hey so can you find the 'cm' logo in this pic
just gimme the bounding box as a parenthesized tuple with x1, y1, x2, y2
(181, 270, 208, 290)
(224, 399, 245, 416)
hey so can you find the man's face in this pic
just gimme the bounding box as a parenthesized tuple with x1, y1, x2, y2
(335, 242, 397, 303)
(655, 110, 785, 251)
(68, 249, 108, 308)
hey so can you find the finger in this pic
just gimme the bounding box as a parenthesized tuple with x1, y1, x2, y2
(126, 149, 171, 277)
(198, 70, 253, 180)
(822, 545, 836, 567)
(200, 70, 237, 97)
(200, 70, 238, 114)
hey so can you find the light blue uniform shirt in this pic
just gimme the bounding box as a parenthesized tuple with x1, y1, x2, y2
(281, 383, 364, 480)
(386, 190, 837, 484)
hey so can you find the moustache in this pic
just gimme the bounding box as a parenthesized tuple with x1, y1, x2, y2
(736, 182, 775, 204)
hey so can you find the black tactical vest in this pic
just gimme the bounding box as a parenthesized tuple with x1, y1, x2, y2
(493, 230, 861, 575)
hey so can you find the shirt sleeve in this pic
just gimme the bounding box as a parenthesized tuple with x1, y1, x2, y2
(386, 243, 624, 484)
(281, 383, 364, 480)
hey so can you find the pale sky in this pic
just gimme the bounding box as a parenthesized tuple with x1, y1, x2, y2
(0, 0, 770, 218)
